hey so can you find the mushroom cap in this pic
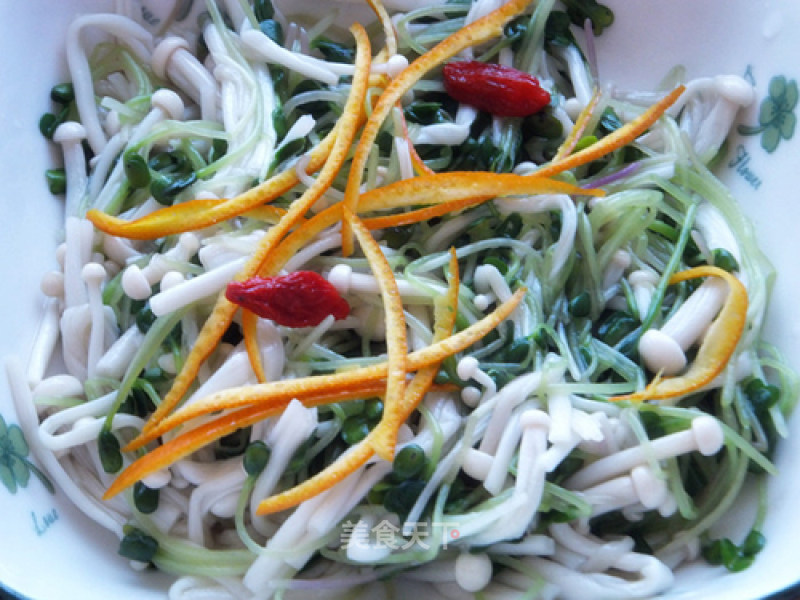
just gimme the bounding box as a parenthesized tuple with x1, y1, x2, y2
(638, 328, 687, 375)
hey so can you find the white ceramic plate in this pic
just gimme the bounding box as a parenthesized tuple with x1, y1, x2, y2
(1, 1, 798, 598)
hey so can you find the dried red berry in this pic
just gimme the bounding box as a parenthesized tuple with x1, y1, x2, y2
(442, 60, 551, 118)
(225, 271, 350, 328)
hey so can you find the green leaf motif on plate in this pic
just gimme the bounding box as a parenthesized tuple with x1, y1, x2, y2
(0, 413, 54, 494)
(738, 75, 798, 153)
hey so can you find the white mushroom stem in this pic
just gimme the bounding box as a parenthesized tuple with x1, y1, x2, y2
(121, 232, 200, 301)
(102, 234, 141, 266)
(327, 263, 443, 300)
(249, 400, 318, 535)
(33, 374, 84, 400)
(554, 45, 595, 109)
(152, 37, 218, 121)
(584, 464, 670, 517)
(564, 415, 724, 490)
(488, 534, 556, 557)
(243, 493, 329, 594)
(514, 410, 550, 496)
(346, 515, 393, 564)
(678, 75, 755, 159)
(694, 201, 742, 273)
(456, 356, 497, 406)
(469, 411, 551, 547)
(93, 90, 185, 213)
(187, 466, 247, 546)
(88, 131, 127, 202)
(539, 524, 674, 599)
(148, 255, 247, 316)
(95, 325, 146, 380)
(547, 392, 572, 445)
(82, 262, 108, 378)
(478, 364, 563, 457)
(220, 0, 249, 32)
(474, 263, 525, 333)
(241, 27, 344, 86)
(63, 217, 95, 308)
(26, 298, 61, 387)
(66, 14, 154, 154)
(284, 231, 342, 272)
(638, 276, 729, 375)
(52, 122, 88, 217)
(462, 447, 494, 481)
(483, 413, 523, 495)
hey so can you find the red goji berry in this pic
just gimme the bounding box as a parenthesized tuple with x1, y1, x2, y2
(442, 60, 551, 118)
(225, 271, 350, 328)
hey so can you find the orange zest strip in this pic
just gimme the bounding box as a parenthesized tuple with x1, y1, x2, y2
(347, 211, 408, 461)
(340, 0, 536, 256)
(255, 249, 460, 515)
(394, 247, 460, 419)
(257, 440, 375, 515)
(87, 200, 291, 240)
(105, 382, 459, 500)
(87, 199, 296, 240)
(103, 383, 388, 500)
(267, 171, 596, 272)
(363, 196, 488, 230)
(553, 87, 602, 162)
(127, 288, 526, 450)
(241, 309, 267, 383)
(535, 85, 686, 179)
(357, 171, 603, 210)
(610, 265, 748, 403)
(230, 23, 375, 387)
(255, 326, 457, 516)
(132, 173, 542, 444)
(238, 205, 291, 224)
(131, 24, 373, 440)
(86, 132, 335, 240)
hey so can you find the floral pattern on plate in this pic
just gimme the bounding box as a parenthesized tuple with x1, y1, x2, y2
(738, 75, 798, 153)
(0, 413, 54, 495)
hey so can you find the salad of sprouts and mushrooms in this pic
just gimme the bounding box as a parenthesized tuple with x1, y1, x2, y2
(8, 0, 799, 598)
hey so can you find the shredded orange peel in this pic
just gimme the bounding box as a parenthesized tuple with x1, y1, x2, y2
(241, 310, 266, 383)
(610, 265, 748, 403)
(86, 128, 337, 240)
(346, 211, 408, 461)
(106, 251, 463, 504)
(103, 382, 391, 501)
(553, 87, 602, 162)
(124, 286, 525, 452)
(536, 85, 686, 179)
(102, 0, 689, 512)
(135, 23, 373, 436)
(254, 248, 462, 515)
(88, 199, 292, 240)
(235, 170, 573, 383)
(340, 0, 537, 256)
